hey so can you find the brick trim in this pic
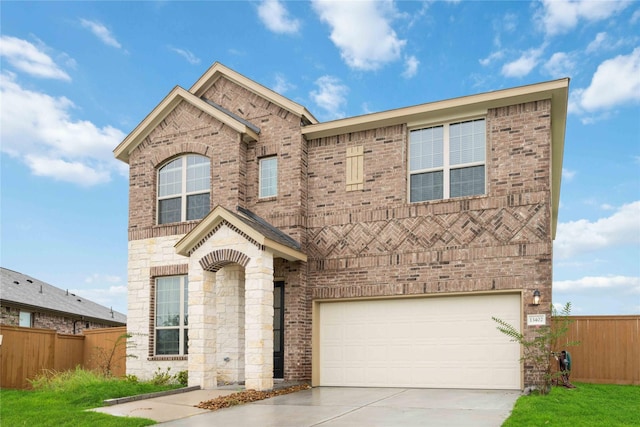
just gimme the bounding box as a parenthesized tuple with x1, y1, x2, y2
(199, 249, 250, 272)
(148, 264, 189, 358)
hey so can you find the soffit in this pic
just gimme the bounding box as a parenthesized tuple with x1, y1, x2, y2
(175, 205, 307, 262)
(113, 86, 260, 163)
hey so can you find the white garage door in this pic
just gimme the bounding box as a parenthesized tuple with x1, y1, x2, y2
(318, 293, 521, 389)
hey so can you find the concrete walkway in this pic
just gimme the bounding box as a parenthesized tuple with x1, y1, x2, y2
(95, 387, 520, 426)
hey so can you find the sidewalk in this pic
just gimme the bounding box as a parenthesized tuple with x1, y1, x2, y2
(91, 387, 241, 423)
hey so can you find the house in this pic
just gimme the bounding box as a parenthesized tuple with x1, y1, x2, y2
(0, 267, 126, 333)
(114, 62, 568, 391)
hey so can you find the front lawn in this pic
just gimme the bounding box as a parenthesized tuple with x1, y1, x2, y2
(503, 383, 640, 427)
(0, 368, 181, 427)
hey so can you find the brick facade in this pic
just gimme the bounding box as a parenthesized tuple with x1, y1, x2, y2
(0, 305, 118, 334)
(118, 65, 565, 389)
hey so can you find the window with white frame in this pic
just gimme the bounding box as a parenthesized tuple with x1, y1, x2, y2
(409, 118, 486, 202)
(158, 155, 210, 224)
(19, 311, 32, 327)
(155, 276, 188, 355)
(259, 156, 278, 198)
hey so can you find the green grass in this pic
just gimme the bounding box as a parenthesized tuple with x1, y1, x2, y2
(503, 383, 640, 427)
(0, 368, 181, 427)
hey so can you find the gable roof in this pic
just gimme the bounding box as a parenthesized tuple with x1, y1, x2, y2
(0, 267, 126, 325)
(114, 86, 260, 163)
(189, 62, 318, 125)
(175, 205, 306, 262)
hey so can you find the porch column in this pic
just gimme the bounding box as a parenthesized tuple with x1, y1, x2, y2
(188, 268, 217, 389)
(244, 251, 274, 391)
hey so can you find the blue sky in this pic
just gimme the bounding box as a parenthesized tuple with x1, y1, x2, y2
(1, 1, 638, 316)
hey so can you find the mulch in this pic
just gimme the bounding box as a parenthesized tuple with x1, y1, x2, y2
(196, 384, 311, 411)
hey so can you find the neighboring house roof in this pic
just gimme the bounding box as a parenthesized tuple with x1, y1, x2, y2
(0, 267, 126, 325)
(175, 205, 306, 262)
(301, 78, 569, 240)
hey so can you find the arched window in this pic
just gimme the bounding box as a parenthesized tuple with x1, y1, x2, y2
(158, 155, 210, 224)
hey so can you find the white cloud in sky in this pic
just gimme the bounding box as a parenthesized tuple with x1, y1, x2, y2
(0, 36, 70, 80)
(310, 75, 348, 120)
(632, 9, 640, 24)
(479, 50, 504, 67)
(501, 46, 545, 77)
(536, 0, 631, 36)
(272, 73, 295, 94)
(543, 52, 575, 78)
(312, 0, 406, 70)
(80, 19, 122, 49)
(257, 0, 301, 34)
(85, 273, 122, 284)
(578, 47, 640, 111)
(586, 32, 608, 53)
(402, 55, 419, 78)
(562, 168, 576, 181)
(70, 285, 128, 313)
(168, 46, 200, 64)
(554, 201, 640, 259)
(554, 275, 640, 293)
(0, 72, 126, 186)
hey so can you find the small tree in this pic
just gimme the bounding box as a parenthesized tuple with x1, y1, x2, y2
(492, 302, 578, 394)
(91, 333, 137, 377)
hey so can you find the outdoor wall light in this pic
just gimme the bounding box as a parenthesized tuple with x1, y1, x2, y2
(533, 289, 541, 306)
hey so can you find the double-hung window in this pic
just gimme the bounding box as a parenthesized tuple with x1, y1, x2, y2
(410, 118, 486, 202)
(155, 276, 188, 355)
(158, 155, 210, 224)
(259, 156, 277, 198)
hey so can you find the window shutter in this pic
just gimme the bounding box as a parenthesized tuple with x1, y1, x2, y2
(346, 146, 364, 191)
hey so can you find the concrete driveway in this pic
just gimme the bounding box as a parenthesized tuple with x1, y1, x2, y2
(158, 387, 520, 427)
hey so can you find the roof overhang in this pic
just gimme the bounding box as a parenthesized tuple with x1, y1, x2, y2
(113, 86, 260, 163)
(175, 205, 307, 262)
(301, 78, 569, 239)
(189, 62, 318, 125)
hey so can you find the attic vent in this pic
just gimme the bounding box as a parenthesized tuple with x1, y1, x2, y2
(13, 281, 19, 284)
(26, 279, 33, 283)
(77, 299, 82, 302)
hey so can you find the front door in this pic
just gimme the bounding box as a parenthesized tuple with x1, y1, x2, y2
(273, 281, 284, 378)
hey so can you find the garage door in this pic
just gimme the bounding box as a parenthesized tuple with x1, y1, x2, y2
(318, 293, 521, 389)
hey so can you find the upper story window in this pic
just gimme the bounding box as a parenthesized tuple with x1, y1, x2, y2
(409, 118, 486, 203)
(158, 155, 210, 224)
(259, 156, 278, 198)
(155, 276, 188, 356)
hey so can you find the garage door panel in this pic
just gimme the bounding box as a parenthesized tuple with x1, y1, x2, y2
(319, 293, 521, 389)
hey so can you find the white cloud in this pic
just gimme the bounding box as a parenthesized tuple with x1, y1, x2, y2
(168, 46, 200, 64)
(562, 168, 576, 181)
(312, 0, 406, 70)
(501, 46, 545, 77)
(632, 9, 640, 24)
(578, 47, 640, 111)
(554, 201, 640, 259)
(586, 32, 608, 53)
(0, 72, 126, 186)
(543, 52, 575, 78)
(0, 36, 70, 80)
(402, 55, 419, 78)
(70, 285, 128, 313)
(80, 18, 122, 48)
(479, 50, 504, 67)
(554, 275, 640, 293)
(310, 75, 348, 120)
(536, 0, 631, 37)
(257, 0, 301, 34)
(272, 73, 295, 94)
(600, 204, 615, 211)
(85, 273, 122, 284)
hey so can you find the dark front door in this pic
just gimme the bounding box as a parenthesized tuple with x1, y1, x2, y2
(273, 281, 284, 378)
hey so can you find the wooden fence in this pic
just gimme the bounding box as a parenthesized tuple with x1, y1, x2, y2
(554, 315, 639, 385)
(0, 325, 127, 389)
